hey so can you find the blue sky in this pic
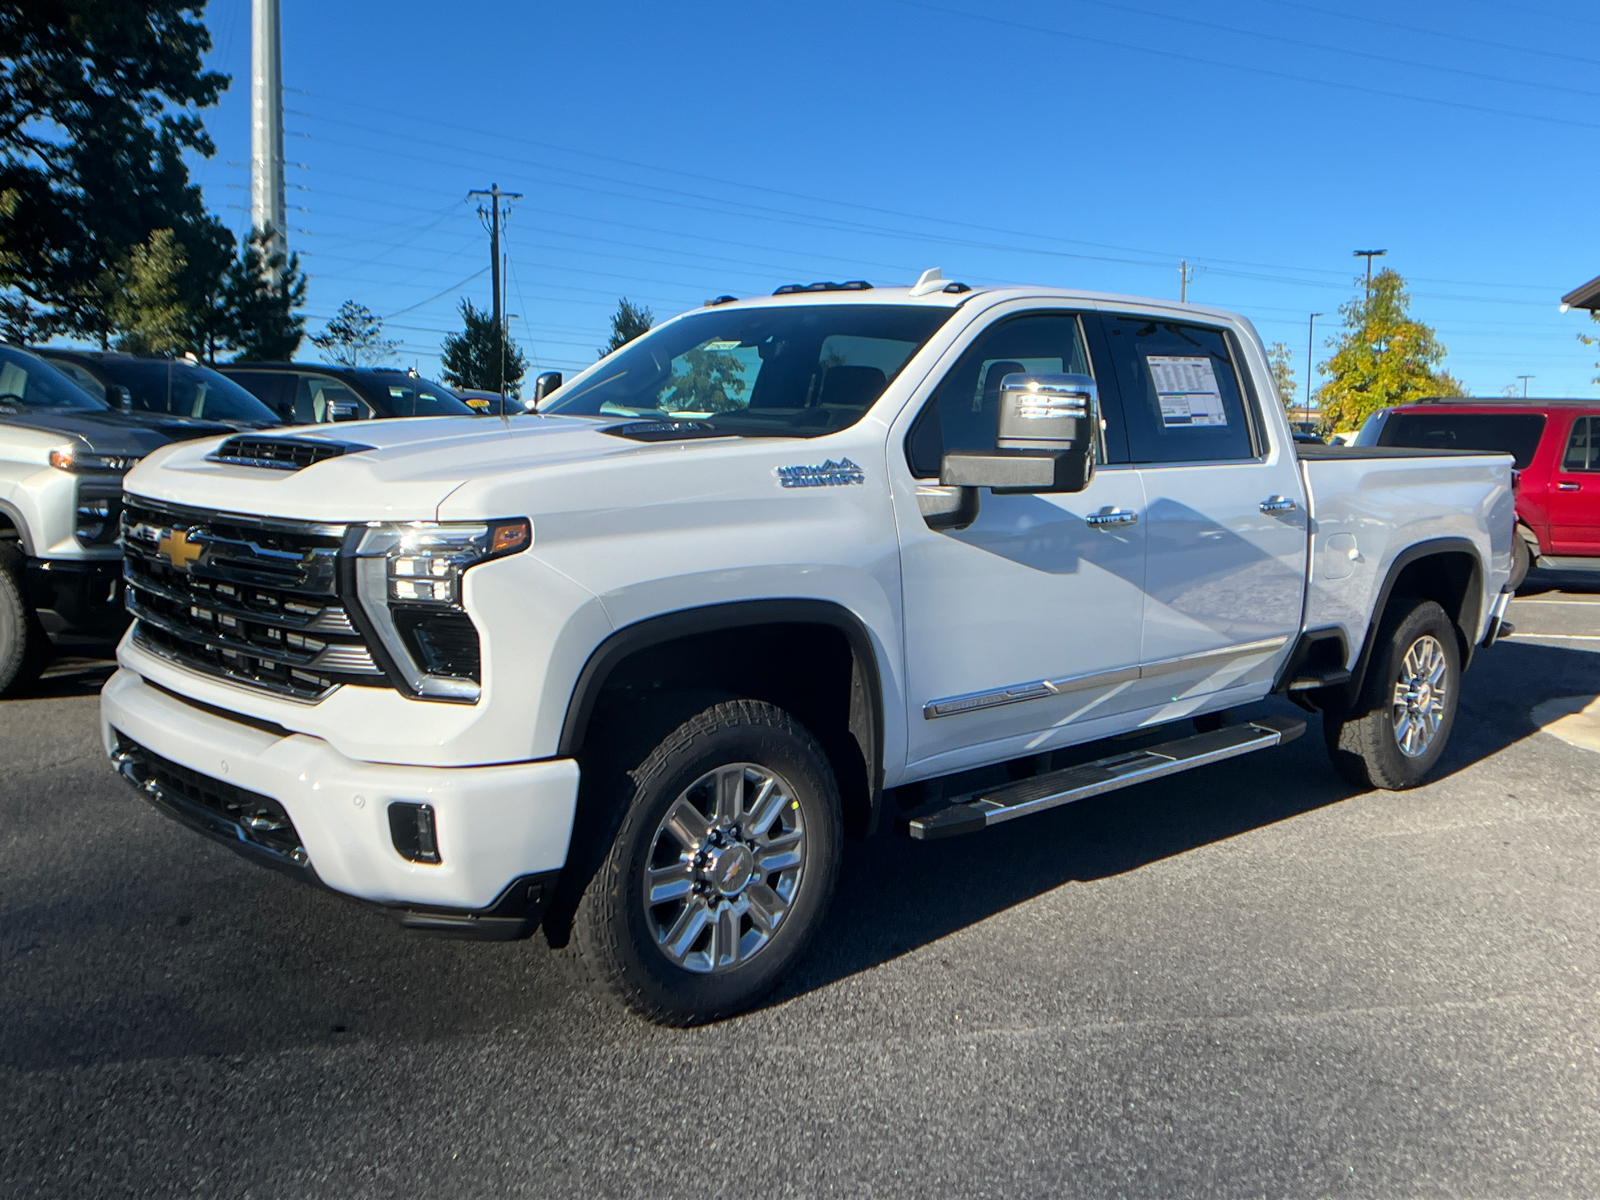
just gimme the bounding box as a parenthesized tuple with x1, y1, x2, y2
(184, 0, 1600, 399)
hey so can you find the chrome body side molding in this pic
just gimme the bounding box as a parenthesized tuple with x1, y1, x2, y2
(922, 636, 1290, 719)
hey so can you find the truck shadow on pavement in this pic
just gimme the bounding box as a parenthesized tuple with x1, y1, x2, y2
(0, 641, 1590, 1067)
(769, 637, 1596, 1011)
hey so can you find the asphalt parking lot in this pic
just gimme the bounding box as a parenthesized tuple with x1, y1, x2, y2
(4, 579, 1600, 1199)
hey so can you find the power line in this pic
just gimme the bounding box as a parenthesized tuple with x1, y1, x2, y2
(1249, 0, 1600, 70)
(1055, 0, 1600, 100)
(890, 0, 1600, 134)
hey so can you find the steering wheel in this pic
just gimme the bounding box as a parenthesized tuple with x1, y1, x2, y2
(0, 392, 26, 413)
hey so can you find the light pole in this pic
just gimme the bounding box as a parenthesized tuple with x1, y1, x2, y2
(1353, 249, 1387, 300)
(1518, 374, 1534, 398)
(250, 0, 286, 272)
(1305, 312, 1323, 430)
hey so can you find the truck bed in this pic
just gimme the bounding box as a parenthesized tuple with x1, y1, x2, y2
(1298, 447, 1515, 667)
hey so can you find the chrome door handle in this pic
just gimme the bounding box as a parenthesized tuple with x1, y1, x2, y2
(1559, 482, 1581, 491)
(1087, 508, 1139, 528)
(1260, 495, 1298, 514)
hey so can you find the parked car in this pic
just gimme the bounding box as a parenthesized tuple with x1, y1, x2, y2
(103, 274, 1514, 1024)
(216, 363, 477, 424)
(1356, 398, 1600, 586)
(35, 350, 281, 431)
(0, 343, 204, 693)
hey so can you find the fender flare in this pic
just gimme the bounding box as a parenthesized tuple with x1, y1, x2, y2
(1332, 536, 1484, 711)
(0, 497, 35, 557)
(557, 598, 886, 830)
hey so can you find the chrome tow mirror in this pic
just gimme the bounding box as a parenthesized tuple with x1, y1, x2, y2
(940, 373, 1098, 495)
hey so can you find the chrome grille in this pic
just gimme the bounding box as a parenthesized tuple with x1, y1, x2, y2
(121, 497, 386, 702)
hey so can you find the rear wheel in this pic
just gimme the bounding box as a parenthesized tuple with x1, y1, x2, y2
(567, 699, 842, 1025)
(0, 545, 50, 698)
(1323, 599, 1460, 790)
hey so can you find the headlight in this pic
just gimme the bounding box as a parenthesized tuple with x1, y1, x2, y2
(351, 518, 530, 702)
(50, 447, 141, 473)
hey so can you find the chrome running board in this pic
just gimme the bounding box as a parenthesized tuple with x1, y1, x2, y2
(907, 716, 1306, 840)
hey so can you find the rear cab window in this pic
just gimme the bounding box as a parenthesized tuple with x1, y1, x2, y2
(1094, 316, 1261, 464)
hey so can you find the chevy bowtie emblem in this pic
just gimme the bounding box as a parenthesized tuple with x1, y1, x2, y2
(156, 527, 204, 573)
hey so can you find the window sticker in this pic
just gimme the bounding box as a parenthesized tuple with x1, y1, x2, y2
(1147, 355, 1227, 428)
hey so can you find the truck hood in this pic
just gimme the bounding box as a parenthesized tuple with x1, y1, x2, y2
(123, 414, 714, 521)
(0, 407, 177, 459)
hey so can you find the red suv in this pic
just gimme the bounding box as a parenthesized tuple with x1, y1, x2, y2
(1356, 398, 1600, 586)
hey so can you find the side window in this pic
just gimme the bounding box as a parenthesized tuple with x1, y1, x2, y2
(294, 374, 370, 423)
(1099, 316, 1258, 464)
(903, 312, 1102, 478)
(228, 372, 296, 419)
(1564, 417, 1600, 472)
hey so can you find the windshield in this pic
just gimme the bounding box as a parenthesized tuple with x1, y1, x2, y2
(543, 304, 952, 436)
(373, 375, 474, 417)
(0, 345, 104, 411)
(92, 359, 280, 424)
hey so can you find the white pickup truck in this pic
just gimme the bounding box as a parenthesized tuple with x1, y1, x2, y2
(102, 273, 1516, 1024)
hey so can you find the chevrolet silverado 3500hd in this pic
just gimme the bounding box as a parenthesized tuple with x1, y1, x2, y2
(101, 272, 1516, 1024)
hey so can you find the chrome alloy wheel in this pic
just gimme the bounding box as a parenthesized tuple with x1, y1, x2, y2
(1391, 633, 1449, 758)
(642, 762, 806, 974)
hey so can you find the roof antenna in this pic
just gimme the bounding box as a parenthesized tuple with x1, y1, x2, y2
(909, 268, 944, 297)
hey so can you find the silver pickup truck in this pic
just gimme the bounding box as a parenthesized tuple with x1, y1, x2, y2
(102, 276, 1516, 1023)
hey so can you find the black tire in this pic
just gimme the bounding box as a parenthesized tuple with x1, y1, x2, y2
(1323, 599, 1460, 791)
(567, 699, 842, 1025)
(0, 545, 50, 698)
(1508, 530, 1532, 591)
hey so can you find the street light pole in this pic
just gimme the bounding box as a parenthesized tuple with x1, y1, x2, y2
(1353, 249, 1387, 301)
(1518, 374, 1534, 398)
(1305, 312, 1323, 429)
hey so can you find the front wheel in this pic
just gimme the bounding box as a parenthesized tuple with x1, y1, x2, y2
(0, 545, 50, 698)
(1323, 599, 1461, 790)
(568, 699, 842, 1025)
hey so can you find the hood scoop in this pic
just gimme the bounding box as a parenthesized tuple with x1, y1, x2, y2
(208, 435, 374, 472)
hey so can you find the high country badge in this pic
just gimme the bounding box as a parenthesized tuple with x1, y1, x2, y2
(776, 458, 865, 488)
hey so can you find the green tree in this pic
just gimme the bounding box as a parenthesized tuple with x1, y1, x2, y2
(221, 227, 307, 361)
(106, 228, 190, 355)
(440, 298, 527, 395)
(1579, 312, 1600, 386)
(310, 300, 396, 367)
(0, 1, 234, 343)
(1317, 268, 1464, 432)
(660, 347, 747, 412)
(1267, 342, 1296, 413)
(599, 297, 653, 358)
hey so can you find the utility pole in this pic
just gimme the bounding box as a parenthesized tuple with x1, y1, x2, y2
(468, 184, 522, 333)
(250, 0, 286, 270)
(1518, 374, 1534, 398)
(1306, 312, 1323, 430)
(1179, 259, 1194, 303)
(1353, 249, 1387, 301)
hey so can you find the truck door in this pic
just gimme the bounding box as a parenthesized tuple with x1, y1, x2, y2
(1090, 312, 1305, 710)
(893, 309, 1148, 776)
(1549, 414, 1600, 554)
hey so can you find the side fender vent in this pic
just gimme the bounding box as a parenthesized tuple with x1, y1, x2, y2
(208, 437, 374, 471)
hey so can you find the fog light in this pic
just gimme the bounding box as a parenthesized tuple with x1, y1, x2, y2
(388, 801, 441, 864)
